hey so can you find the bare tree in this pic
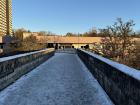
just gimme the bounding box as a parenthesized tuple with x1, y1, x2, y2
(99, 18, 135, 63)
(13, 28, 30, 41)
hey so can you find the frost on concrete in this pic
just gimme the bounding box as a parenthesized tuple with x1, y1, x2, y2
(0, 48, 52, 62)
(0, 53, 114, 105)
(80, 49, 140, 81)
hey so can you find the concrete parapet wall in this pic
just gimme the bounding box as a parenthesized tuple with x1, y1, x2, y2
(0, 48, 55, 91)
(77, 49, 140, 105)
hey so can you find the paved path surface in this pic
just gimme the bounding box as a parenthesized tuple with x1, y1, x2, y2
(55, 48, 77, 54)
(0, 53, 114, 105)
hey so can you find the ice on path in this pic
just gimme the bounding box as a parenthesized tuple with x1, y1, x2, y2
(0, 53, 114, 105)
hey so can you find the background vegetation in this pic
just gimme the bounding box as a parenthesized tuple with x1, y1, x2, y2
(12, 18, 140, 70)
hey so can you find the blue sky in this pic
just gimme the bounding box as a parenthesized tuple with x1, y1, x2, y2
(13, 0, 140, 35)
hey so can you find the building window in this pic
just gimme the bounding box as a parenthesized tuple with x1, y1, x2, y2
(0, 45, 3, 49)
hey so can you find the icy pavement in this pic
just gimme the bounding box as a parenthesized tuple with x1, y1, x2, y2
(0, 53, 114, 105)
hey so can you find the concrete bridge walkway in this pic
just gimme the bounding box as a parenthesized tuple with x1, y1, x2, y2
(0, 53, 114, 105)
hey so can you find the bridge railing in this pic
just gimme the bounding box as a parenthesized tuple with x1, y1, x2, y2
(77, 49, 140, 105)
(0, 48, 55, 91)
